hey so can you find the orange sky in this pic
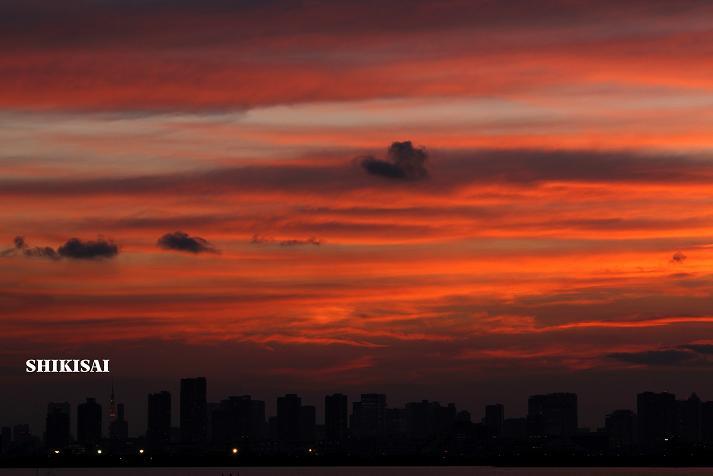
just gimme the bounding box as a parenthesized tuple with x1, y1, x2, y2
(2, 0, 713, 432)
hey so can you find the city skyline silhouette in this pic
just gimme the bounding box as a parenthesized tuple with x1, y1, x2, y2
(4, 376, 713, 465)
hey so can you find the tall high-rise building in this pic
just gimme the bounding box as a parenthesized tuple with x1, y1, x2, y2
(605, 409, 636, 450)
(147, 391, 171, 447)
(180, 377, 208, 445)
(249, 399, 267, 441)
(45, 402, 71, 449)
(484, 404, 505, 437)
(108, 383, 117, 424)
(527, 393, 577, 438)
(206, 402, 219, 443)
(350, 394, 386, 439)
(386, 408, 407, 437)
(12, 424, 30, 444)
(502, 417, 527, 439)
(604, 410, 636, 450)
(404, 400, 456, 440)
(0, 427, 10, 455)
(702, 400, 713, 444)
(277, 394, 302, 443)
(109, 403, 129, 442)
(211, 395, 265, 445)
(676, 393, 702, 444)
(325, 394, 348, 442)
(637, 391, 676, 450)
(77, 397, 102, 446)
(299, 405, 316, 443)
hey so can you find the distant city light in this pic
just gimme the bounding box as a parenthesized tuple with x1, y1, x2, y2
(53, 449, 60, 454)
(231, 447, 239, 455)
(97, 449, 102, 454)
(139, 449, 145, 454)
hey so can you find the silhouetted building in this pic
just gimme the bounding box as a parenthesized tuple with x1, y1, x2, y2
(405, 401, 431, 439)
(404, 400, 456, 440)
(250, 399, 267, 440)
(325, 394, 348, 442)
(385, 408, 407, 437)
(676, 393, 702, 444)
(572, 428, 609, 453)
(12, 424, 30, 444)
(147, 391, 171, 447)
(9, 424, 35, 455)
(206, 402, 219, 443)
(502, 417, 527, 439)
(108, 384, 117, 424)
(452, 410, 472, 446)
(527, 393, 577, 438)
(77, 398, 102, 446)
(268, 416, 278, 441)
(299, 405, 316, 443)
(180, 377, 207, 445)
(211, 395, 265, 446)
(109, 403, 128, 442)
(277, 394, 302, 443)
(637, 392, 676, 450)
(45, 402, 71, 449)
(605, 409, 636, 450)
(0, 427, 10, 454)
(702, 400, 713, 444)
(351, 394, 386, 439)
(484, 404, 504, 437)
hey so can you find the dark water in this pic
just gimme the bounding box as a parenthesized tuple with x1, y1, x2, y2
(3, 468, 713, 476)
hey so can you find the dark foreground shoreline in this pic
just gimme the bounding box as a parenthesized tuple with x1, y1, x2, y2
(5, 454, 713, 469)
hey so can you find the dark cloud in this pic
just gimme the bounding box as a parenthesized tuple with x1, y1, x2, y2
(671, 251, 687, 263)
(607, 349, 698, 366)
(680, 344, 713, 355)
(21, 245, 59, 260)
(0, 243, 14, 257)
(1, 236, 59, 260)
(3, 236, 117, 260)
(360, 141, 429, 180)
(608, 343, 713, 367)
(157, 231, 217, 254)
(361, 158, 406, 179)
(15, 236, 60, 260)
(57, 237, 119, 260)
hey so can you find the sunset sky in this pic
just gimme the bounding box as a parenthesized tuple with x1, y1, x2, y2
(2, 0, 713, 433)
